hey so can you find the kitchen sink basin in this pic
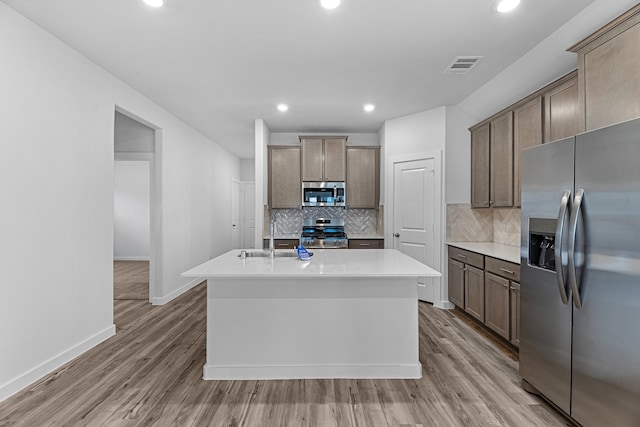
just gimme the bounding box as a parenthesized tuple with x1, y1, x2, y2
(237, 250, 299, 258)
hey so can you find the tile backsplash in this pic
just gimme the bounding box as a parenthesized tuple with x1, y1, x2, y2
(268, 207, 380, 235)
(446, 204, 520, 247)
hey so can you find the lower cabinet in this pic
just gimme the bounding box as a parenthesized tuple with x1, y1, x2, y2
(348, 239, 383, 249)
(448, 259, 465, 308)
(263, 239, 300, 250)
(464, 265, 485, 322)
(485, 272, 510, 339)
(448, 245, 521, 348)
(510, 282, 521, 347)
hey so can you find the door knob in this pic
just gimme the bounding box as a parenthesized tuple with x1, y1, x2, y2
(394, 233, 400, 237)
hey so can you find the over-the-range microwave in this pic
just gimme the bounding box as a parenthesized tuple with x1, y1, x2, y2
(302, 182, 346, 207)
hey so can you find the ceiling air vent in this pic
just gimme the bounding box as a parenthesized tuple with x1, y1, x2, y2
(443, 56, 483, 75)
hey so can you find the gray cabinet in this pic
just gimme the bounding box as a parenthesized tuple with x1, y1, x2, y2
(268, 146, 301, 209)
(448, 245, 521, 347)
(470, 123, 490, 208)
(346, 147, 380, 208)
(543, 73, 579, 143)
(448, 258, 465, 308)
(513, 97, 542, 207)
(263, 239, 300, 250)
(300, 136, 346, 182)
(348, 239, 383, 249)
(448, 246, 485, 321)
(485, 272, 510, 340)
(465, 265, 485, 322)
(490, 111, 514, 208)
(569, 4, 640, 132)
(510, 282, 520, 348)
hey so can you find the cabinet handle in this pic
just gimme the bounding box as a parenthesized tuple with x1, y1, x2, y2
(457, 254, 467, 259)
(360, 243, 370, 247)
(510, 286, 518, 291)
(502, 283, 509, 288)
(500, 268, 515, 275)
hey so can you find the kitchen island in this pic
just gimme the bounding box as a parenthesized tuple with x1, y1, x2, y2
(182, 248, 440, 380)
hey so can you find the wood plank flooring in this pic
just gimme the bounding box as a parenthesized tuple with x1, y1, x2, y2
(114, 261, 149, 300)
(0, 283, 571, 426)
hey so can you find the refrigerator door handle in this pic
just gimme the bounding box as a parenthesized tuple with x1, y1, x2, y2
(554, 190, 571, 305)
(568, 189, 585, 309)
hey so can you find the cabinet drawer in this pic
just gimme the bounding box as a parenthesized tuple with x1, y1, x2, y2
(263, 239, 300, 250)
(348, 239, 382, 249)
(485, 256, 520, 282)
(448, 246, 484, 269)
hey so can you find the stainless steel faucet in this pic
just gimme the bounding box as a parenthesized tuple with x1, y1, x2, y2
(269, 219, 276, 258)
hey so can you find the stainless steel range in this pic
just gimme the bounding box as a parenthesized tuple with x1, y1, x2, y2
(300, 217, 348, 249)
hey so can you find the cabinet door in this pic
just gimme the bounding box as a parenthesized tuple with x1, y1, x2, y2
(300, 138, 324, 181)
(510, 282, 520, 348)
(544, 76, 579, 143)
(470, 123, 490, 208)
(323, 138, 346, 181)
(580, 20, 640, 131)
(490, 111, 514, 207)
(513, 97, 542, 207)
(268, 146, 301, 208)
(448, 258, 465, 308)
(484, 272, 510, 340)
(464, 265, 485, 322)
(346, 147, 379, 208)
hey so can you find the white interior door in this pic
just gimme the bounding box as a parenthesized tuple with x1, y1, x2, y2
(231, 179, 240, 248)
(393, 158, 436, 302)
(242, 182, 256, 249)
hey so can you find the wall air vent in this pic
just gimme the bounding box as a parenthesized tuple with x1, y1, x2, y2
(443, 56, 483, 75)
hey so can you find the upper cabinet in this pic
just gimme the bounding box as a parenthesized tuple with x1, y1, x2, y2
(346, 147, 380, 208)
(490, 111, 514, 208)
(300, 136, 347, 181)
(543, 72, 579, 143)
(470, 123, 490, 208)
(569, 4, 640, 132)
(268, 146, 301, 209)
(514, 96, 543, 207)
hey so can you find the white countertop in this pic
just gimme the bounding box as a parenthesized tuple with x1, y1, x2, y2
(183, 249, 441, 279)
(447, 242, 521, 264)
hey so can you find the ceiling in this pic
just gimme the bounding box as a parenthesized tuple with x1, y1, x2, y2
(3, 0, 600, 158)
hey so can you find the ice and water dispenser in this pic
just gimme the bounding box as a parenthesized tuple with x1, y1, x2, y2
(529, 218, 557, 271)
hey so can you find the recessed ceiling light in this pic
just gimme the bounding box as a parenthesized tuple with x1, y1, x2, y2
(320, 0, 341, 10)
(277, 104, 289, 112)
(143, 0, 164, 7)
(497, 0, 520, 13)
(363, 104, 375, 112)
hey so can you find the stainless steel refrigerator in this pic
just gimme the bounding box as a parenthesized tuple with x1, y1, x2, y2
(520, 117, 640, 426)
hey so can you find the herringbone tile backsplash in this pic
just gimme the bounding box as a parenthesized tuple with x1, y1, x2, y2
(270, 207, 379, 235)
(446, 204, 520, 247)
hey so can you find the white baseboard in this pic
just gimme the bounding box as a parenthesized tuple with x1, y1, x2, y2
(203, 363, 422, 380)
(0, 325, 116, 403)
(113, 256, 150, 261)
(151, 278, 204, 306)
(434, 300, 455, 310)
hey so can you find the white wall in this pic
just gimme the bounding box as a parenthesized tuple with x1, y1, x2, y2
(254, 119, 270, 248)
(269, 132, 379, 146)
(114, 161, 150, 260)
(0, 3, 240, 401)
(240, 159, 255, 181)
(444, 106, 477, 204)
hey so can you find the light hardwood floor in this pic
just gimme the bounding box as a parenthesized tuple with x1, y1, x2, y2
(0, 281, 570, 426)
(114, 261, 149, 300)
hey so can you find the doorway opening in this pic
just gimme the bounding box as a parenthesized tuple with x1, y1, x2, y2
(113, 109, 159, 304)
